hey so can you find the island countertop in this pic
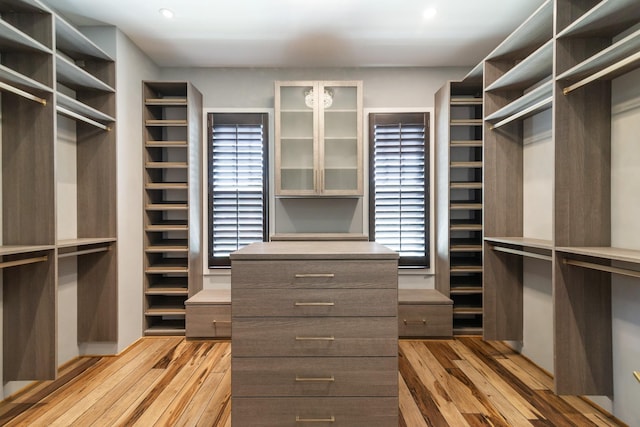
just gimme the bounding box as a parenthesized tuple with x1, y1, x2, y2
(230, 241, 399, 260)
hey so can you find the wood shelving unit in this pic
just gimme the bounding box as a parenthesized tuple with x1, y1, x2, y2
(142, 81, 203, 336)
(2, 1, 117, 382)
(435, 80, 484, 335)
(477, 0, 640, 397)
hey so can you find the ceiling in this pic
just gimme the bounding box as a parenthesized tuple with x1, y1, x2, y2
(41, 0, 545, 69)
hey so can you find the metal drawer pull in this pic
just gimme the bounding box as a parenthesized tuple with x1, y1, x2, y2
(634, 371, 640, 383)
(295, 336, 335, 341)
(295, 273, 335, 278)
(211, 320, 231, 325)
(296, 416, 335, 423)
(404, 319, 427, 325)
(295, 375, 335, 382)
(295, 302, 335, 306)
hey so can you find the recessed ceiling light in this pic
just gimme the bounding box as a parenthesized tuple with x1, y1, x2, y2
(423, 7, 437, 20)
(159, 8, 174, 19)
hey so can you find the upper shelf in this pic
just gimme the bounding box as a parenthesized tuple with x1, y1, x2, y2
(557, 28, 640, 93)
(557, 0, 640, 39)
(56, 54, 115, 92)
(0, 63, 52, 96)
(57, 92, 115, 123)
(485, 80, 553, 128)
(0, 17, 52, 54)
(486, 40, 553, 92)
(54, 15, 112, 61)
(0, 0, 50, 13)
(485, 237, 554, 250)
(0, 244, 54, 256)
(484, 0, 553, 61)
(463, 62, 483, 82)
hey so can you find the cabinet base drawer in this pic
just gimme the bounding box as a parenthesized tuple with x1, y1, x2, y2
(185, 305, 231, 338)
(232, 317, 397, 357)
(232, 397, 398, 427)
(232, 356, 397, 397)
(398, 304, 452, 337)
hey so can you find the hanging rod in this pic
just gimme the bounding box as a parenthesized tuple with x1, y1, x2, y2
(634, 371, 640, 383)
(56, 105, 111, 131)
(491, 97, 553, 129)
(492, 245, 552, 261)
(0, 81, 47, 105)
(58, 246, 109, 259)
(563, 50, 640, 95)
(0, 255, 48, 269)
(563, 258, 640, 279)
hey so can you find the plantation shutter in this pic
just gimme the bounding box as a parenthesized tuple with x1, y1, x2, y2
(209, 113, 268, 267)
(369, 112, 429, 267)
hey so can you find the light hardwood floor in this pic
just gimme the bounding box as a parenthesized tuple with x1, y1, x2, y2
(0, 337, 625, 426)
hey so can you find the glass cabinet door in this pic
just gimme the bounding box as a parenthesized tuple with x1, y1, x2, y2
(320, 82, 362, 195)
(275, 80, 362, 196)
(276, 83, 317, 194)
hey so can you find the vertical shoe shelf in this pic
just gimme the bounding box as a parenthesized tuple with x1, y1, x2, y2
(2, 1, 117, 382)
(143, 81, 202, 335)
(435, 81, 484, 335)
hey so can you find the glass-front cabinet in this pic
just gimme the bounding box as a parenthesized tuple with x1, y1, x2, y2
(275, 80, 363, 196)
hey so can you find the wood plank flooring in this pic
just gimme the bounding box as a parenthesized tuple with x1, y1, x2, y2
(0, 337, 625, 426)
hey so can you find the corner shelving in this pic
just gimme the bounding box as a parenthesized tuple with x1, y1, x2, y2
(143, 81, 203, 336)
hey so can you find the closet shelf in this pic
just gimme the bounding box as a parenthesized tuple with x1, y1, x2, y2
(145, 182, 189, 190)
(486, 40, 553, 92)
(0, 18, 52, 54)
(450, 119, 482, 126)
(57, 237, 116, 248)
(145, 161, 188, 169)
(450, 182, 483, 189)
(144, 323, 186, 336)
(145, 203, 188, 211)
(450, 161, 482, 168)
(146, 140, 188, 147)
(0, 64, 52, 96)
(463, 62, 483, 82)
(450, 97, 482, 105)
(450, 203, 483, 210)
(145, 307, 186, 316)
(56, 54, 114, 92)
(556, 0, 640, 39)
(485, 80, 553, 126)
(450, 287, 483, 295)
(484, 236, 553, 250)
(56, 92, 115, 124)
(557, 29, 640, 93)
(145, 98, 187, 105)
(451, 265, 483, 273)
(145, 119, 188, 126)
(483, 0, 553, 61)
(145, 243, 189, 253)
(0, 245, 54, 256)
(556, 246, 640, 264)
(146, 223, 189, 232)
(450, 244, 482, 252)
(450, 140, 483, 147)
(454, 307, 483, 315)
(145, 287, 189, 296)
(54, 15, 112, 61)
(450, 224, 483, 231)
(145, 264, 189, 274)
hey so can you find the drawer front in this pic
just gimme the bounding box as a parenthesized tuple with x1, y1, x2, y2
(186, 306, 231, 338)
(231, 260, 397, 289)
(398, 304, 452, 337)
(232, 288, 397, 317)
(232, 397, 398, 427)
(232, 317, 397, 357)
(232, 356, 397, 397)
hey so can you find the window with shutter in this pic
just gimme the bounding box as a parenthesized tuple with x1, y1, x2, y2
(369, 112, 429, 268)
(208, 113, 268, 267)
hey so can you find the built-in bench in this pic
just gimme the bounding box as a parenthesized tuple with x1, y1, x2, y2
(398, 289, 453, 337)
(185, 289, 231, 338)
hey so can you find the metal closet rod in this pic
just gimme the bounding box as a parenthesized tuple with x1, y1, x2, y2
(492, 245, 552, 261)
(0, 255, 48, 269)
(0, 81, 47, 105)
(563, 258, 640, 279)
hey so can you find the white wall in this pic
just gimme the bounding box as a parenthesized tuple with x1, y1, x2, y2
(161, 66, 467, 291)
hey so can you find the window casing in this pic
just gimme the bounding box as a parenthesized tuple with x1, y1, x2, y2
(369, 112, 429, 268)
(208, 113, 268, 267)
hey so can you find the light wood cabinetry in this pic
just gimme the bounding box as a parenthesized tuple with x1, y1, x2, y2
(435, 81, 484, 335)
(2, 1, 117, 381)
(476, 0, 640, 396)
(275, 80, 363, 197)
(185, 289, 231, 338)
(231, 241, 398, 427)
(143, 81, 203, 335)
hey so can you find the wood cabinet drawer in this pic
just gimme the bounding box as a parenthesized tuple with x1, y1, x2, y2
(232, 288, 396, 317)
(232, 397, 398, 427)
(232, 317, 397, 357)
(231, 260, 397, 289)
(398, 304, 452, 337)
(185, 305, 231, 338)
(232, 356, 397, 397)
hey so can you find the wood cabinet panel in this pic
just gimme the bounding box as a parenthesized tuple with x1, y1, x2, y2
(231, 260, 397, 289)
(232, 357, 397, 397)
(232, 288, 396, 317)
(185, 305, 231, 338)
(232, 317, 397, 357)
(232, 397, 398, 427)
(398, 304, 452, 337)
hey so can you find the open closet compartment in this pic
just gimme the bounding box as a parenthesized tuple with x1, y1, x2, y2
(143, 81, 203, 335)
